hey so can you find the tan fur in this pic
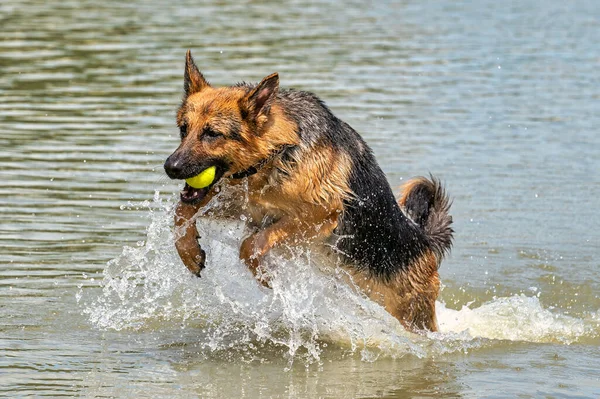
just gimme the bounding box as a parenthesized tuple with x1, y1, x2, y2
(177, 88, 299, 177)
(279, 146, 353, 206)
(342, 249, 440, 331)
(397, 176, 429, 208)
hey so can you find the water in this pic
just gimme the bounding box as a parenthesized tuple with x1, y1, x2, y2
(1, 0, 599, 397)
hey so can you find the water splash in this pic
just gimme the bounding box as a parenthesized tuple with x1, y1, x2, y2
(81, 192, 421, 362)
(81, 193, 598, 363)
(436, 295, 597, 345)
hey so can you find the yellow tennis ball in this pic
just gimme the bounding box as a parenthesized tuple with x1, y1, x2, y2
(185, 166, 216, 189)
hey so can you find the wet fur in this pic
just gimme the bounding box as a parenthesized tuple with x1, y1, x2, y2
(165, 51, 454, 332)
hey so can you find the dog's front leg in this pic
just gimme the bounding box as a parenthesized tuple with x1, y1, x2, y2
(174, 201, 206, 276)
(239, 210, 338, 287)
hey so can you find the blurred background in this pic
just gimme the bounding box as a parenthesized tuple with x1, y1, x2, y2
(1, 0, 599, 397)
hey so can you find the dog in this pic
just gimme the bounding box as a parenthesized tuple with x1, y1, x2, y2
(164, 50, 453, 332)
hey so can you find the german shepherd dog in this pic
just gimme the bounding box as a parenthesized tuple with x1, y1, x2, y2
(164, 51, 453, 332)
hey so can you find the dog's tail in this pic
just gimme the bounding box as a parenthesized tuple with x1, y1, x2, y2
(398, 175, 453, 261)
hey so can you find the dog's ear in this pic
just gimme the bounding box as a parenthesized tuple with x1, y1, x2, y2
(243, 73, 279, 121)
(184, 50, 210, 96)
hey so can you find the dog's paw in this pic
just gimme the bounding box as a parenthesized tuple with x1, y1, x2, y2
(191, 248, 206, 278)
(255, 268, 272, 289)
(240, 235, 272, 288)
(176, 240, 205, 277)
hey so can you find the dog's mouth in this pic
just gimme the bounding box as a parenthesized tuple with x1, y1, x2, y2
(180, 166, 225, 204)
(181, 183, 210, 203)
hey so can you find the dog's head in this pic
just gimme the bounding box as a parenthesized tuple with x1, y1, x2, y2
(164, 50, 282, 204)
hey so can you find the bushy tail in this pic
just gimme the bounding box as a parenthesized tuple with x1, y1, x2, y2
(398, 175, 454, 261)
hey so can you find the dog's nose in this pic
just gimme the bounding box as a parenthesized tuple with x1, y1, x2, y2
(164, 155, 183, 179)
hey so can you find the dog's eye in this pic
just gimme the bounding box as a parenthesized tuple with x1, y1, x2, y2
(203, 127, 223, 139)
(179, 124, 188, 139)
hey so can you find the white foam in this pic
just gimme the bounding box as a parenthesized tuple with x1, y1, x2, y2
(436, 295, 593, 344)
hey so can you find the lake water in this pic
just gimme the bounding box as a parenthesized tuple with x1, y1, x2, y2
(1, 0, 599, 397)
